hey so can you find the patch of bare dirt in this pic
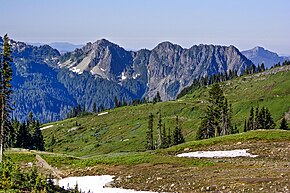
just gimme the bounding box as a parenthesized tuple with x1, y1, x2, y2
(35, 154, 64, 179)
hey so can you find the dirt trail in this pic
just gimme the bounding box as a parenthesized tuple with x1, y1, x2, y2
(35, 154, 63, 179)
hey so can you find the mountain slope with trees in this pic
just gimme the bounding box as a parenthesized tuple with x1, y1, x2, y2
(41, 64, 290, 156)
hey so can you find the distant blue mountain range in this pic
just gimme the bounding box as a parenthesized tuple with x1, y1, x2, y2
(28, 42, 83, 54)
(242, 47, 290, 68)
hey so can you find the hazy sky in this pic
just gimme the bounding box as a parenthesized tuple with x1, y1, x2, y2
(1, 0, 289, 54)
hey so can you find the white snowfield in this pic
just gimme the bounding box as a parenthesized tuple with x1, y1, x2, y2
(98, 112, 109, 116)
(40, 125, 54, 130)
(56, 175, 157, 193)
(177, 149, 258, 158)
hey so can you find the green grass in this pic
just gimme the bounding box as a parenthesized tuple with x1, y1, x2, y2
(4, 150, 36, 164)
(42, 67, 290, 156)
(40, 152, 213, 169)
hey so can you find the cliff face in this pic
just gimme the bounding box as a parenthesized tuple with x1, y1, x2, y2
(59, 40, 253, 101)
(145, 43, 251, 100)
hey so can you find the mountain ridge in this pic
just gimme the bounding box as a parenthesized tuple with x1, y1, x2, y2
(59, 39, 253, 100)
(1, 36, 253, 122)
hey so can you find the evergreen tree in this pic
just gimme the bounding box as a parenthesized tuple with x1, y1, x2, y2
(167, 127, 172, 147)
(244, 119, 247, 132)
(10, 119, 20, 147)
(93, 102, 97, 113)
(32, 121, 45, 151)
(0, 34, 13, 162)
(114, 96, 120, 108)
(264, 108, 275, 129)
(153, 92, 162, 103)
(279, 118, 288, 130)
(27, 112, 36, 149)
(173, 116, 185, 145)
(248, 107, 254, 130)
(198, 83, 233, 139)
(145, 113, 154, 150)
(208, 84, 225, 137)
(156, 110, 163, 148)
(254, 106, 259, 130)
(28, 111, 35, 125)
(16, 122, 30, 149)
(221, 99, 233, 135)
(160, 123, 168, 148)
(255, 107, 275, 130)
(232, 124, 239, 134)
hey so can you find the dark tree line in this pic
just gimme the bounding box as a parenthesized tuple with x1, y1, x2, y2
(8, 112, 45, 151)
(178, 61, 290, 99)
(244, 106, 282, 131)
(196, 83, 238, 140)
(271, 60, 290, 68)
(67, 104, 90, 118)
(145, 110, 184, 150)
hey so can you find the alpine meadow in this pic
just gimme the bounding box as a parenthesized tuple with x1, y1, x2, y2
(0, 0, 290, 192)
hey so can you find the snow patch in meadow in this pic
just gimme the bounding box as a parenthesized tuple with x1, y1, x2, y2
(177, 149, 258, 158)
(56, 175, 156, 193)
(40, 125, 54, 130)
(98, 112, 109, 116)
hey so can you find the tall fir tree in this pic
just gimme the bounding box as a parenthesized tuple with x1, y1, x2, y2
(254, 106, 259, 130)
(145, 113, 154, 150)
(257, 107, 275, 129)
(248, 107, 254, 130)
(16, 122, 30, 149)
(93, 102, 97, 113)
(173, 115, 185, 145)
(244, 119, 248, 132)
(167, 127, 172, 147)
(32, 121, 45, 151)
(208, 83, 225, 137)
(161, 123, 168, 148)
(198, 83, 233, 139)
(0, 34, 13, 162)
(156, 110, 163, 148)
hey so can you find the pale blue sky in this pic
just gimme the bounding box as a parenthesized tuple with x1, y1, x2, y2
(1, 0, 289, 54)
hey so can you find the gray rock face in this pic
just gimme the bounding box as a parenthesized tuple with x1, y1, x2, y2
(59, 40, 253, 100)
(146, 43, 251, 100)
(242, 46, 289, 68)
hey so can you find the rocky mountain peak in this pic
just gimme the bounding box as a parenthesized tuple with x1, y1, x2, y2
(95, 38, 114, 47)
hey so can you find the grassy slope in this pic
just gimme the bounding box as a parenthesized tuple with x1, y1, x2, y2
(7, 130, 290, 170)
(42, 67, 290, 156)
